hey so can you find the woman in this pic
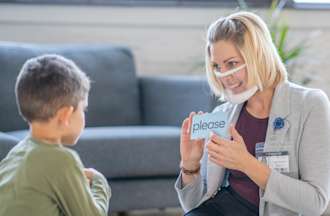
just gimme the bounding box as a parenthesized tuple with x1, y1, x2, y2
(175, 11, 330, 216)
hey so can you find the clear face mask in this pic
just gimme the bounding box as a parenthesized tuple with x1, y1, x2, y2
(214, 64, 258, 104)
(214, 64, 246, 78)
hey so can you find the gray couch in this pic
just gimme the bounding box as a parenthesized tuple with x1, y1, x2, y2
(0, 42, 217, 214)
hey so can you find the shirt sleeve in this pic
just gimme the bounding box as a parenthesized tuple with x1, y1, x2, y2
(90, 169, 112, 213)
(50, 149, 111, 216)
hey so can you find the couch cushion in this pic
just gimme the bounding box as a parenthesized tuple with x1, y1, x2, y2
(7, 126, 181, 178)
(0, 42, 141, 132)
(0, 132, 19, 160)
(139, 76, 218, 126)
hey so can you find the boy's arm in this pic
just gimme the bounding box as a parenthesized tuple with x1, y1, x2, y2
(52, 151, 111, 216)
(85, 168, 112, 211)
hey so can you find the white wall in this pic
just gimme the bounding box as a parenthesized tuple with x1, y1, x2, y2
(0, 4, 330, 95)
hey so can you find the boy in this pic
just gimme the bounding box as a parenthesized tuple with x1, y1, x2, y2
(0, 54, 111, 216)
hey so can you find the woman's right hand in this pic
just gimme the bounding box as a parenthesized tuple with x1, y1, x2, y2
(180, 111, 205, 170)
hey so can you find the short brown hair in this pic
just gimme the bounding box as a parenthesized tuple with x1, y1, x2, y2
(15, 54, 90, 122)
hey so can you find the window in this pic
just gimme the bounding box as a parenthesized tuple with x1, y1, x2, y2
(0, 0, 273, 7)
(293, 0, 330, 9)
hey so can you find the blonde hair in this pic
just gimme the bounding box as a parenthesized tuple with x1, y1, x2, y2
(206, 11, 287, 98)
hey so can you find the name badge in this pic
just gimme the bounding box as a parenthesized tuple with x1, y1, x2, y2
(255, 142, 290, 173)
(190, 111, 229, 140)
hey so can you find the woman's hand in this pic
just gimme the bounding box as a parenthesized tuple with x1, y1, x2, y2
(207, 124, 252, 172)
(207, 124, 271, 189)
(180, 112, 205, 170)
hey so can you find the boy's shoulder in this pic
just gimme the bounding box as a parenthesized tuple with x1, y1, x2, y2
(24, 139, 83, 174)
(5, 138, 86, 192)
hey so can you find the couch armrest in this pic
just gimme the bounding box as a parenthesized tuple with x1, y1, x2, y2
(0, 132, 18, 161)
(139, 75, 218, 126)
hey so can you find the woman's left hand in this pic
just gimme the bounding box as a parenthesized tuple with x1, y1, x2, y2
(207, 124, 252, 172)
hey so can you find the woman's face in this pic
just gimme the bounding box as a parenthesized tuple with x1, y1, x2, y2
(210, 40, 248, 94)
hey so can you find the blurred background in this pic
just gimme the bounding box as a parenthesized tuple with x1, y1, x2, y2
(1, 0, 329, 215)
(1, 0, 330, 95)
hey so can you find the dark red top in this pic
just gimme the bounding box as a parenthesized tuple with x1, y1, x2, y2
(228, 103, 269, 207)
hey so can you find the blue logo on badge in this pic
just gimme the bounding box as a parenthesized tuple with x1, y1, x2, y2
(273, 117, 285, 130)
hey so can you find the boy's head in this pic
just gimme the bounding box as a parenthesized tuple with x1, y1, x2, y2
(15, 54, 90, 144)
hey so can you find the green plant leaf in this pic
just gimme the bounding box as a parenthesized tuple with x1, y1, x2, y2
(236, 0, 310, 85)
(237, 0, 248, 10)
(278, 24, 289, 55)
(284, 46, 303, 64)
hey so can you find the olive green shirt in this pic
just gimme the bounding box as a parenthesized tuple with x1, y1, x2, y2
(0, 137, 111, 216)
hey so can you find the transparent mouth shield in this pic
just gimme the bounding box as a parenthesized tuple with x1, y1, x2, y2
(214, 64, 246, 78)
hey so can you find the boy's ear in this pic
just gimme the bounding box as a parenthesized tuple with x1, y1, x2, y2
(56, 106, 74, 126)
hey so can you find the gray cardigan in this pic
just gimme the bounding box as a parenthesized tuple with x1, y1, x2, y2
(175, 81, 330, 216)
